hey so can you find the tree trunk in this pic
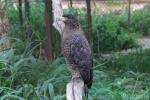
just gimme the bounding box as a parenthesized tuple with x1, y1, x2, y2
(25, 0, 32, 38)
(52, 0, 64, 34)
(128, 0, 131, 32)
(86, 0, 93, 48)
(0, 0, 10, 51)
(69, 0, 73, 7)
(18, 0, 23, 29)
(45, 0, 53, 62)
(92, 0, 96, 8)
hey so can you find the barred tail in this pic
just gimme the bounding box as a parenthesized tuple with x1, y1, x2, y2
(79, 67, 93, 89)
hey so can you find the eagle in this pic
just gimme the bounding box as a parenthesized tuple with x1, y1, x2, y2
(61, 14, 93, 91)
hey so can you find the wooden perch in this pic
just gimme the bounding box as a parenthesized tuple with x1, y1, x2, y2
(52, 0, 84, 100)
(66, 76, 84, 100)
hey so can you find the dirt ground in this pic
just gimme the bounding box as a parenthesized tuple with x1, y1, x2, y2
(62, 1, 149, 12)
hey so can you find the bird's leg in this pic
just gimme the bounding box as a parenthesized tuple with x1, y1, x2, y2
(69, 64, 81, 80)
(84, 84, 88, 98)
(71, 71, 80, 80)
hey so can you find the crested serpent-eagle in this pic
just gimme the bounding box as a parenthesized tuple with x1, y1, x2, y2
(61, 14, 93, 90)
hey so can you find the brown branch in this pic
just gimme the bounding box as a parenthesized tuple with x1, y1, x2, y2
(25, 0, 32, 38)
(69, 0, 73, 7)
(45, 0, 53, 61)
(86, 0, 93, 48)
(18, 0, 23, 28)
(128, 0, 131, 32)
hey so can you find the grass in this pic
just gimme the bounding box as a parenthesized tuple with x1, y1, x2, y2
(0, 38, 68, 99)
(1, 37, 150, 99)
(104, 49, 150, 72)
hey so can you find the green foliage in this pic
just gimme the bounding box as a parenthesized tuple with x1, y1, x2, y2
(131, 4, 150, 35)
(66, 8, 138, 53)
(105, 49, 150, 72)
(0, 38, 69, 99)
(7, 2, 150, 53)
(8, 2, 150, 53)
(75, 5, 150, 53)
(1, 37, 150, 99)
(7, 3, 61, 54)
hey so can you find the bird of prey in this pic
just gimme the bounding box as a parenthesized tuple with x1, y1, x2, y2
(61, 14, 93, 90)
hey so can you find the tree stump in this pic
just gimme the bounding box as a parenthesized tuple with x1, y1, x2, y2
(66, 77, 84, 100)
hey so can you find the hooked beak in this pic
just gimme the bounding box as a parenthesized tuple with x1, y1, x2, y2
(61, 16, 68, 22)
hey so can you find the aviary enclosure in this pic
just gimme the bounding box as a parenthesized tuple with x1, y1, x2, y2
(0, 0, 150, 100)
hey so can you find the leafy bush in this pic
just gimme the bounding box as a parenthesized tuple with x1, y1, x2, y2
(8, 3, 61, 55)
(105, 49, 150, 72)
(131, 5, 150, 35)
(65, 8, 138, 53)
(0, 38, 69, 99)
(7, 2, 150, 54)
(10, 3, 150, 54)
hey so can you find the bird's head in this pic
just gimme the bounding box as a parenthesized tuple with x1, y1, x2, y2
(62, 14, 79, 29)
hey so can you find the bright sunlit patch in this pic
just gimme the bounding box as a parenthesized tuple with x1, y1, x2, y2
(13, 3, 17, 10)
